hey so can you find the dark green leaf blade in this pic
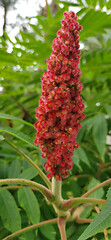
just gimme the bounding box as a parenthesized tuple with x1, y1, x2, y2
(87, 178, 104, 198)
(0, 188, 21, 233)
(40, 221, 56, 240)
(8, 159, 21, 178)
(19, 167, 38, 180)
(0, 126, 37, 149)
(18, 187, 40, 225)
(92, 113, 107, 159)
(77, 147, 90, 167)
(99, 0, 106, 9)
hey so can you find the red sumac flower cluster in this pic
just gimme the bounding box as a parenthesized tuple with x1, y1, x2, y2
(34, 11, 85, 180)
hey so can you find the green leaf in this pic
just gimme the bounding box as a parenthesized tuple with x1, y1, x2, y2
(92, 113, 107, 159)
(106, 0, 111, 10)
(78, 187, 111, 240)
(105, 105, 111, 118)
(19, 166, 38, 180)
(80, 205, 93, 219)
(81, 117, 94, 135)
(72, 146, 90, 169)
(21, 230, 36, 240)
(69, 225, 87, 240)
(91, 0, 98, 7)
(59, 1, 81, 7)
(30, 23, 43, 37)
(18, 187, 40, 225)
(62, 179, 81, 199)
(79, 9, 111, 41)
(0, 126, 37, 149)
(99, 0, 106, 8)
(77, 7, 89, 17)
(0, 113, 34, 128)
(3, 31, 15, 45)
(0, 188, 21, 233)
(85, 0, 91, 5)
(37, 16, 49, 32)
(8, 159, 21, 178)
(87, 178, 104, 198)
(66, 223, 76, 239)
(0, 49, 17, 65)
(0, 162, 8, 179)
(72, 149, 82, 170)
(47, 5, 53, 25)
(107, 187, 111, 199)
(77, 147, 90, 167)
(40, 219, 56, 240)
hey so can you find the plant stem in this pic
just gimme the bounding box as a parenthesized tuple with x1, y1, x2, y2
(104, 229, 109, 240)
(61, 197, 106, 211)
(58, 217, 67, 240)
(0, 179, 53, 202)
(5, 138, 51, 189)
(51, 177, 70, 218)
(76, 216, 92, 224)
(2, 185, 41, 192)
(52, 177, 63, 207)
(96, 160, 104, 179)
(82, 178, 111, 197)
(69, 203, 92, 222)
(45, 0, 48, 9)
(2, 218, 58, 240)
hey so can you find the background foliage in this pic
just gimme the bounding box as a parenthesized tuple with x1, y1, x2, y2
(0, 0, 111, 239)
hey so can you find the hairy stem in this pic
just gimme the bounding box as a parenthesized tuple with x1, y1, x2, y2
(52, 177, 63, 207)
(61, 197, 106, 211)
(3, 185, 42, 192)
(76, 216, 92, 224)
(2, 218, 58, 240)
(69, 203, 92, 222)
(0, 179, 53, 202)
(51, 177, 70, 218)
(82, 178, 111, 197)
(58, 217, 67, 240)
(5, 138, 51, 189)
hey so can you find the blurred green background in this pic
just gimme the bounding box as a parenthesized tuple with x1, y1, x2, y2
(0, 0, 111, 239)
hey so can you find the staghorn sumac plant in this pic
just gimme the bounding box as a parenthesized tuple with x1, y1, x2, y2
(0, 11, 111, 240)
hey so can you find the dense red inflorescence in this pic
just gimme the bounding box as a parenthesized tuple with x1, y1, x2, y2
(34, 11, 85, 180)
